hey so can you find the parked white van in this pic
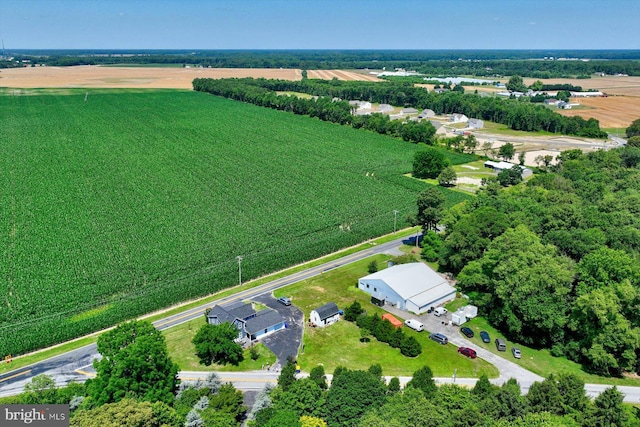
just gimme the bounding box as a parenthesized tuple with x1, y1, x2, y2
(404, 319, 425, 332)
(434, 307, 448, 317)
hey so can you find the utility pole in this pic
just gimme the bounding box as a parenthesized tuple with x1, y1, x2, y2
(393, 210, 399, 233)
(236, 255, 243, 286)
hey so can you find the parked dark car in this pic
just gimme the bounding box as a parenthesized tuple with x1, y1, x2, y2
(458, 346, 477, 359)
(480, 331, 490, 343)
(277, 297, 291, 306)
(460, 327, 474, 338)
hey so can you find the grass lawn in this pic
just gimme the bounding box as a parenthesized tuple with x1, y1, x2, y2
(462, 316, 640, 387)
(163, 317, 277, 372)
(476, 120, 557, 137)
(276, 91, 314, 99)
(275, 256, 498, 378)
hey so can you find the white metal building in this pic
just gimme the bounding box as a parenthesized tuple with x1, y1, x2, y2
(358, 263, 456, 315)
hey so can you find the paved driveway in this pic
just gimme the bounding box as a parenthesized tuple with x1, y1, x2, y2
(381, 303, 543, 385)
(252, 293, 304, 370)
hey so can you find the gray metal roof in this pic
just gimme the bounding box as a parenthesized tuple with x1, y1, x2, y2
(207, 302, 255, 323)
(313, 302, 340, 321)
(245, 309, 285, 335)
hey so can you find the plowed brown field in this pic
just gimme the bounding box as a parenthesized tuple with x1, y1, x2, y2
(557, 96, 640, 129)
(0, 66, 382, 89)
(307, 69, 382, 81)
(0, 66, 302, 88)
(523, 76, 640, 97)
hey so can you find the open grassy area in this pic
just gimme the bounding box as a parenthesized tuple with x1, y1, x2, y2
(274, 256, 498, 378)
(163, 317, 277, 372)
(476, 120, 557, 137)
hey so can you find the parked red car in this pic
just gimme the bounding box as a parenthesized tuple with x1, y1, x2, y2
(458, 346, 477, 359)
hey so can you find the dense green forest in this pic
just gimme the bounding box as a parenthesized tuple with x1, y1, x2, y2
(193, 77, 608, 138)
(433, 146, 640, 376)
(3, 49, 640, 77)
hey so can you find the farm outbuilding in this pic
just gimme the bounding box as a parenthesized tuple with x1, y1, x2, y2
(358, 263, 456, 315)
(310, 302, 341, 327)
(484, 160, 533, 178)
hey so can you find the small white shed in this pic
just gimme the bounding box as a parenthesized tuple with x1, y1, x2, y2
(310, 302, 341, 327)
(451, 305, 478, 326)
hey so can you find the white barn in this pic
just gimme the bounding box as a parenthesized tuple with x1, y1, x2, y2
(358, 263, 456, 315)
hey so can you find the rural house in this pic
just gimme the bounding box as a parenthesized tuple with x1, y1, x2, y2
(310, 302, 341, 327)
(358, 263, 456, 314)
(418, 109, 435, 119)
(207, 301, 285, 342)
(449, 113, 469, 123)
(467, 118, 484, 129)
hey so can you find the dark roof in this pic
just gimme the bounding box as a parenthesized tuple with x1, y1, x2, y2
(207, 305, 236, 324)
(313, 302, 340, 321)
(207, 302, 255, 323)
(225, 302, 256, 320)
(245, 309, 284, 335)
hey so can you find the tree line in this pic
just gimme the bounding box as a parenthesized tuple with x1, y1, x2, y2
(248, 358, 637, 427)
(193, 77, 608, 138)
(4, 49, 640, 76)
(3, 314, 640, 426)
(418, 142, 640, 377)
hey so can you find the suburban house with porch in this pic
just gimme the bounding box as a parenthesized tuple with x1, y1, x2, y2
(206, 301, 285, 342)
(358, 263, 456, 315)
(310, 302, 341, 327)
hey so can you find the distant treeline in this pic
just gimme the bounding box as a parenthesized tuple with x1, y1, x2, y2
(3, 49, 640, 77)
(193, 77, 608, 138)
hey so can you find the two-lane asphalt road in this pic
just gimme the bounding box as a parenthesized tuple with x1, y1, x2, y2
(4, 234, 640, 404)
(0, 237, 404, 397)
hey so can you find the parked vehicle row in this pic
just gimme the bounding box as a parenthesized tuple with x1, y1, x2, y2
(459, 327, 522, 359)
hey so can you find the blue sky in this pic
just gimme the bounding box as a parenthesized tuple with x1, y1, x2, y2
(1, 0, 638, 50)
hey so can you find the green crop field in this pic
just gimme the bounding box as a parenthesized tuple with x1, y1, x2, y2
(0, 89, 471, 356)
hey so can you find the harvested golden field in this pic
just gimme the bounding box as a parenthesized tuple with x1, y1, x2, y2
(557, 96, 640, 129)
(307, 69, 382, 81)
(0, 65, 302, 88)
(522, 76, 640, 97)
